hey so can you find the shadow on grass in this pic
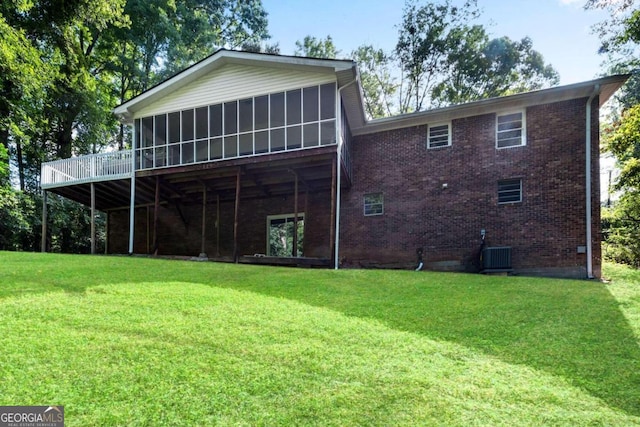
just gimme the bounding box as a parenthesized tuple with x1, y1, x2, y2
(217, 268, 640, 418)
(1, 252, 639, 416)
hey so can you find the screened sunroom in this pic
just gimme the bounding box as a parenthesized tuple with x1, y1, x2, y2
(40, 50, 364, 266)
(134, 83, 338, 170)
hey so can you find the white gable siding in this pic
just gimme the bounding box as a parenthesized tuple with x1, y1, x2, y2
(134, 64, 336, 118)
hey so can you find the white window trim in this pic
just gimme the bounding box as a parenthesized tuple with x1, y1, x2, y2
(427, 122, 452, 149)
(265, 213, 305, 256)
(496, 110, 526, 149)
(497, 179, 523, 204)
(363, 193, 384, 216)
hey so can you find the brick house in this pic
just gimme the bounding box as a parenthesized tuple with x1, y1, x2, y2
(40, 50, 628, 278)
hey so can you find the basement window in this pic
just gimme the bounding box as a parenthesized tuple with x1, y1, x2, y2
(496, 111, 525, 148)
(427, 123, 451, 148)
(498, 179, 522, 204)
(364, 193, 384, 216)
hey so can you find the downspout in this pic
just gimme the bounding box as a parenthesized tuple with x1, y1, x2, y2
(585, 84, 600, 279)
(335, 76, 358, 270)
(128, 119, 136, 255)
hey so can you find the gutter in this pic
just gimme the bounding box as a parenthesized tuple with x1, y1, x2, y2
(334, 76, 358, 270)
(585, 84, 600, 279)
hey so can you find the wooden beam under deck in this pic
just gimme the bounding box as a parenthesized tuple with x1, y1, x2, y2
(45, 148, 348, 215)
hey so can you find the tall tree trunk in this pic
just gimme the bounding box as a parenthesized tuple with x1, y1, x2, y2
(119, 123, 124, 151)
(55, 115, 75, 159)
(16, 139, 25, 191)
(0, 125, 8, 153)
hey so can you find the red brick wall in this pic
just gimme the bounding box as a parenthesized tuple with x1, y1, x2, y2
(107, 191, 333, 258)
(339, 97, 601, 278)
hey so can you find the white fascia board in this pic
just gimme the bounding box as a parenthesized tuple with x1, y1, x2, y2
(352, 74, 630, 136)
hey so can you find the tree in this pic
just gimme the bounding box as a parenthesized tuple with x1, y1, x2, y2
(0, 144, 32, 250)
(433, 32, 559, 105)
(395, 0, 480, 112)
(351, 45, 397, 119)
(395, 0, 558, 111)
(0, 0, 270, 253)
(0, 9, 57, 190)
(241, 41, 280, 54)
(586, 0, 640, 56)
(294, 35, 340, 59)
(602, 189, 640, 267)
(588, 1, 640, 266)
(162, 0, 270, 77)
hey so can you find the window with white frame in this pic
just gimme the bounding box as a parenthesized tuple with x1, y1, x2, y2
(364, 193, 384, 216)
(498, 179, 522, 204)
(496, 111, 525, 148)
(427, 123, 451, 148)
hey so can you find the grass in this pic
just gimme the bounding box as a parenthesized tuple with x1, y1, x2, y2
(0, 252, 639, 425)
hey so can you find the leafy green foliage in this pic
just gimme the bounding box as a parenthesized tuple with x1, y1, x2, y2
(0, 0, 269, 253)
(346, 0, 559, 116)
(395, 0, 558, 112)
(590, 2, 640, 267)
(602, 197, 640, 267)
(351, 45, 397, 118)
(294, 35, 340, 59)
(601, 105, 640, 265)
(161, 0, 269, 77)
(268, 219, 304, 257)
(0, 253, 639, 423)
(45, 195, 106, 254)
(606, 104, 640, 188)
(395, 0, 479, 112)
(434, 32, 559, 104)
(587, 0, 640, 56)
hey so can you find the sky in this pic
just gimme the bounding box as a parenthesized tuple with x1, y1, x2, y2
(261, 0, 610, 85)
(261, 0, 618, 199)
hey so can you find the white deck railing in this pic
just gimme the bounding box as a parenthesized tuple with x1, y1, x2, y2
(41, 150, 133, 189)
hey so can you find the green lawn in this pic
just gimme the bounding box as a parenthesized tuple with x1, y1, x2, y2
(0, 252, 639, 426)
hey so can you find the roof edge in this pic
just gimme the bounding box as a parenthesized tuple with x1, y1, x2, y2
(113, 49, 356, 119)
(353, 74, 630, 136)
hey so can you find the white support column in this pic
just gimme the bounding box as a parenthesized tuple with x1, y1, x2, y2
(90, 182, 96, 254)
(129, 127, 137, 255)
(129, 171, 136, 254)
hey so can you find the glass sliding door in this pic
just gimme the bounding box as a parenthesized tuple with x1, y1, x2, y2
(267, 214, 304, 257)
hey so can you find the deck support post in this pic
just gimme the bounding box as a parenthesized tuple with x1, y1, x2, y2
(90, 182, 96, 254)
(153, 176, 160, 256)
(200, 184, 207, 257)
(216, 193, 220, 257)
(41, 190, 48, 252)
(329, 156, 337, 263)
(146, 206, 150, 254)
(233, 168, 241, 263)
(304, 188, 309, 252)
(105, 211, 109, 254)
(293, 171, 299, 257)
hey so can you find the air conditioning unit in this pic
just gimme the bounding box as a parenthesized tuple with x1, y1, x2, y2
(482, 247, 512, 271)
